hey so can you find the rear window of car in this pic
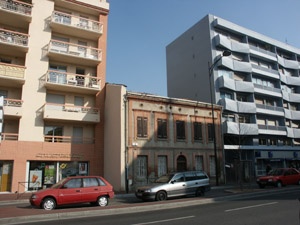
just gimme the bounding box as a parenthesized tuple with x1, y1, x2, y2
(195, 171, 208, 179)
(97, 177, 106, 186)
(83, 178, 99, 187)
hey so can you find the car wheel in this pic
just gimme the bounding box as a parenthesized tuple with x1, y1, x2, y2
(96, 196, 108, 207)
(156, 191, 167, 201)
(276, 181, 282, 188)
(195, 187, 205, 197)
(42, 198, 56, 210)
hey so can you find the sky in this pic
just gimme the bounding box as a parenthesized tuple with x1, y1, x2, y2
(106, 0, 300, 97)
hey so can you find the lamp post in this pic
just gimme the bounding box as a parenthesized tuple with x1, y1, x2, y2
(208, 50, 231, 186)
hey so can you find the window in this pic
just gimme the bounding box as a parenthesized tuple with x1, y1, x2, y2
(137, 156, 147, 178)
(157, 119, 167, 139)
(157, 156, 167, 177)
(207, 123, 214, 141)
(176, 120, 185, 140)
(238, 115, 250, 123)
(220, 92, 233, 99)
(236, 93, 247, 102)
(0, 90, 8, 98)
(137, 117, 148, 138)
(259, 138, 267, 145)
(83, 178, 98, 187)
(193, 122, 202, 141)
(73, 127, 83, 144)
(44, 126, 63, 142)
(195, 156, 204, 171)
(64, 178, 82, 188)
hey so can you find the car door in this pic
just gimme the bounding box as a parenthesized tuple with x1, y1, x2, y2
(82, 177, 101, 202)
(167, 173, 187, 197)
(57, 178, 82, 205)
(184, 172, 197, 195)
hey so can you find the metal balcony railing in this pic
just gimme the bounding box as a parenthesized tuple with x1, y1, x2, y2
(1, 133, 18, 141)
(0, 28, 29, 47)
(51, 11, 103, 34)
(0, 0, 32, 15)
(44, 135, 95, 144)
(48, 40, 102, 61)
(46, 70, 101, 89)
(4, 98, 23, 107)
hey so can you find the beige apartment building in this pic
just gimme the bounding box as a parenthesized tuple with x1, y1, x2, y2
(104, 84, 224, 192)
(0, 0, 109, 192)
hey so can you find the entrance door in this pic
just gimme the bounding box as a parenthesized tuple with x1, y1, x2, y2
(177, 155, 187, 172)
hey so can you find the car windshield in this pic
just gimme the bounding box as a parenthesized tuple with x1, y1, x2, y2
(154, 174, 174, 183)
(268, 169, 284, 176)
(51, 178, 68, 189)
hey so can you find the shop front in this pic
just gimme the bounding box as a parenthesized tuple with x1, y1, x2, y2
(27, 161, 89, 191)
(0, 161, 13, 192)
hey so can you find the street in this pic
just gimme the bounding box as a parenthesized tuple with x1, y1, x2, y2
(20, 188, 300, 225)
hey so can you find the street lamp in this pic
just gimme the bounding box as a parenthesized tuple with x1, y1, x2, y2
(208, 50, 231, 186)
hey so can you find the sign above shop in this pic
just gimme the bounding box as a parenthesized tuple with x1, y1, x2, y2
(36, 153, 83, 159)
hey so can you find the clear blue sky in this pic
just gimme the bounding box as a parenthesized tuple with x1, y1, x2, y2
(106, 0, 300, 97)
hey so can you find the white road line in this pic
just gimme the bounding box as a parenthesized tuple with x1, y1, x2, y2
(225, 202, 278, 212)
(131, 216, 195, 225)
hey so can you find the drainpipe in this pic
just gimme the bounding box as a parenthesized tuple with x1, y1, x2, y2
(124, 94, 129, 193)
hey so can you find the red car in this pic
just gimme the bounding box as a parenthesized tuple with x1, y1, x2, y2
(256, 168, 300, 188)
(30, 176, 114, 210)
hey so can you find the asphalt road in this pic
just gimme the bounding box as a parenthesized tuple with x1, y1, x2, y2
(18, 188, 300, 225)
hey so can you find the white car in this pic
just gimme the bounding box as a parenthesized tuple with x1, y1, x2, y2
(135, 171, 210, 201)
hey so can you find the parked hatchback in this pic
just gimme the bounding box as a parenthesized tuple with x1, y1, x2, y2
(135, 171, 210, 201)
(256, 168, 300, 188)
(30, 176, 114, 210)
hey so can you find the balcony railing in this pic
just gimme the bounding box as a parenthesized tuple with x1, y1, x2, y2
(1, 133, 18, 141)
(44, 103, 99, 114)
(48, 40, 102, 61)
(44, 135, 95, 144)
(253, 83, 281, 93)
(255, 103, 284, 112)
(0, 62, 25, 79)
(0, 28, 29, 47)
(51, 11, 103, 34)
(46, 70, 101, 89)
(258, 124, 286, 131)
(4, 98, 23, 107)
(0, 0, 32, 15)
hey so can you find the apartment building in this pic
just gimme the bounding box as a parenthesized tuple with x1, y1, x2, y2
(0, 0, 109, 192)
(104, 83, 223, 192)
(166, 14, 300, 181)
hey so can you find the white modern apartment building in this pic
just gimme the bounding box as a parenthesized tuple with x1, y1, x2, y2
(166, 14, 300, 179)
(0, 0, 109, 192)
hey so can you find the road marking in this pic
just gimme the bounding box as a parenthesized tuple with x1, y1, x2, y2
(225, 202, 278, 212)
(131, 216, 195, 225)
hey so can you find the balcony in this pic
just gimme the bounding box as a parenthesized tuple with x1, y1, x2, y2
(0, 62, 25, 87)
(258, 124, 286, 135)
(284, 108, 300, 120)
(44, 135, 94, 144)
(44, 70, 101, 94)
(219, 98, 256, 113)
(256, 103, 284, 116)
(43, 103, 100, 123)
(277, 55, 299, 70)
(1, 133, 18, 141)
(47, 40, 102, 66)
(50, 11, 103, 40)
(251, 64, 279, 79)
(0, 28, 29, 57)
(3, 98, 23, 118)
(280, 74, 300, 86)
(249, 45, 277, 62)
(282, 92, 300, 103)
(219, 57, 252, 73)
(215, 34, 249, 54)
(0, 0, 32, 27)
(218, 76, 254, 93)
(253, 83, 282, 98)
(223, 121, 258, 135)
